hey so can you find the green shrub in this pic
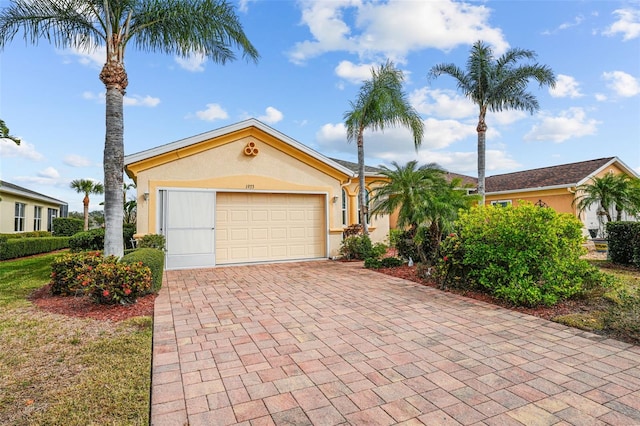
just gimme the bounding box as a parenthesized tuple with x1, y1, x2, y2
(435, 203, 610, 306)
(606, 222, 640, 266)
(1, 231, 52, 239)
(137, 234, 166, 251)
(50, 251, 152, 304)
(121, 248, 164, 293)
(0, 237, 70, 261)
(50, 251, 105, 295)
(52, 217, 83, 236)
(123, 223, 137, 248)
(380, 257, 404, 268)
(364, 257, 382, 269)
(87, 261, 152, 305)
(394, 229, 418, 262)
(69, 228, 105, 251)
(339, 235, 386, 260)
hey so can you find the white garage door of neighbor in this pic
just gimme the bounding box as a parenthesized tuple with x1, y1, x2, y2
(216, 193, 326, 265)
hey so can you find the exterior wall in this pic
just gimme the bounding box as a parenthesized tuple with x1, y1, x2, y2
(0, 192, 63, 233)
(128, 130, 391, 258)
(485, 188, 576, 214)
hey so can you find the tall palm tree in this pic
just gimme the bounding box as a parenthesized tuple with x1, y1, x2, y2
(574, 173, 640, 223)
(429, 40, 555, 205)
(70, 179, 104, 231)
(345, 60, 424, 235)
(0, 0, 258, 257)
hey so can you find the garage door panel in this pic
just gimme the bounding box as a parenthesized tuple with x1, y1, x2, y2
(216, 193, 325, 265)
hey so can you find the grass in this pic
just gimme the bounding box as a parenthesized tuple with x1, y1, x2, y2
(0, 253, 152, 425)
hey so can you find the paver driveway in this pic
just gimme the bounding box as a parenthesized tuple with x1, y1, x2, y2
(151, 261, 640, 425)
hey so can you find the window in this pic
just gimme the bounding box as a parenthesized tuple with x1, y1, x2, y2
(491, 200, 512, 207)
(341, 189, 348, 226)
(47, 208, 58, 232)
(34, 206, 42, 231)
(357, 189, 370, 225)
(14, 202, 26, 232)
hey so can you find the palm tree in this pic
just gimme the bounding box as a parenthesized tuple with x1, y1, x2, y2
(345, 60, 424, 235)
(429, 40, 555, 205)
(0, 118, 20, 145)
(70, 179, 104, 231)
(0, 0, 258, 257)
(574, 173, 640, 224)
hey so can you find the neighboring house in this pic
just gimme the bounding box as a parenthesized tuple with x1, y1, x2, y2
(483, 157, 639, 232)
(0, 180, 68, 234)
(124, 119, 390, 269)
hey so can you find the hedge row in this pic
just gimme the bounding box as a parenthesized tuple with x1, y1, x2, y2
(606, 222, 640, 267)
(0, 231, 52, 239)
(121, 248, 165, 293)
(0, 236, 70, 261)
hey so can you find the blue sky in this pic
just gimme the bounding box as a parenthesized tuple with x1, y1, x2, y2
(1, 0, 639, 213)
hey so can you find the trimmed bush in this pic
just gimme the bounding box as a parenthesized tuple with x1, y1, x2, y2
(53, 217, 83, 236)
(435, 203, 610, 306)
(0, 237, 69, 261)
(339, 235, 386, 260)
(121, 248, 165, 292)
(137, 234, 166, 251)
(50, 251, 105, 295)
(69, 228, 105, 251)
(87, 261, 152, 305)
(1, 231, 52, 239)
(606, 222, 640, 266)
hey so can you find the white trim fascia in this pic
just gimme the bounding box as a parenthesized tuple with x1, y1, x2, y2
(0, 185, 67, 205)
(486, 183, 576, 197)
(124, 118, 356, 177)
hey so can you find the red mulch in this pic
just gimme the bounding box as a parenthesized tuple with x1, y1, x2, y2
(375, 264, 603, 321)
(29, 284, 155, 322)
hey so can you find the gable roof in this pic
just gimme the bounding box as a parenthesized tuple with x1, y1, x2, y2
(330, 158, 383, 175)
(124, 118, 358, 179)
(0, 180, 67, 205)
(484, 157, 638, 193)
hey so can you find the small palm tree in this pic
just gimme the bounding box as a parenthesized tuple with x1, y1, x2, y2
(1, 0, 259, 257)
(429, 40, 555, 204)
(70, 179, 104, 231)
(345, 60, 424, 235)
(0, 118, 20, 145)
(574, 173, 640, 225)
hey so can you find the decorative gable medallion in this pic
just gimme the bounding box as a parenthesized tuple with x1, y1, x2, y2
(244, 141, 259, 156)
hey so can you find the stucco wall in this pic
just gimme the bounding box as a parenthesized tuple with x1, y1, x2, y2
(0, 192, 61, 233)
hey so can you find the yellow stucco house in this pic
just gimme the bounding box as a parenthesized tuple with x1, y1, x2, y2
(484, 157, 639, 233)
(0, 181, 68, 234)
(124, 119, 390, 269)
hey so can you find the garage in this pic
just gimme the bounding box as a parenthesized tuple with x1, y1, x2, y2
(216, 192, 326, 265)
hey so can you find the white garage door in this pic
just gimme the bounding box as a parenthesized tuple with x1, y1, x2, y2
(216, 193, 326, 265)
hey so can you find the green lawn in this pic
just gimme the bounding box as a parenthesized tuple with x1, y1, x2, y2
(0, 254, 152, 426)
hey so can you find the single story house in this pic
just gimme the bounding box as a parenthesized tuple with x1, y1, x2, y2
(124, 119, 390, 269)
(0, 181, 68, 233)
(483, 157, 639, 232)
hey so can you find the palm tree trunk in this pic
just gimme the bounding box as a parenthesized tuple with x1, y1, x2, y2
(357, 130, 368, 235)
(477, 112, 487, 206)
(83, 194, 90, 231)
(103, 86, 124, 257)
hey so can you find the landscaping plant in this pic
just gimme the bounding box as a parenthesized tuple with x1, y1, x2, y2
(435, 203, 611, 306)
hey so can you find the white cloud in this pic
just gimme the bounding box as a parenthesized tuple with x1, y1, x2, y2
(175, 52, 207, 72)
(288, 0, 508, 64)
(603, 71, 640, 97)
(542, 15, 584, 35)
(63, 154, 94, 167)
(124, 95, 161, 107)
(524, 107, 599, 143)
(335, 60, 376, 84)
(410, 87, 475, 119)
(0, 138, 44, 161)
(604, 8, 640, 41)
(39, 167, 60, 179)
(195, 103, 229, 121)
(238, 0, 257, 13)
(258, 107, 284, 124)
(549, 74, 583, 98)
(491, 110, 528, 126)
(59, 45, 105, 68)
(422, 118, 476, 149)
(83, 91, 160, 107)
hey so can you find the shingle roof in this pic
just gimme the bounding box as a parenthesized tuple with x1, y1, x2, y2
(445, 172, 477, 187)
(485, 157, 616, 193)
(329, 158, 384, 174)
(0, 180, 67, 205)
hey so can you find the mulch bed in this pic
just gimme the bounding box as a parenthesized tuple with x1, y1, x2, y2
(29, 284, 155, 322)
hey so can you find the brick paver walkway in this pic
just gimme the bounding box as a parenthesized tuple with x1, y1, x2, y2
(151, 261, 640, 425)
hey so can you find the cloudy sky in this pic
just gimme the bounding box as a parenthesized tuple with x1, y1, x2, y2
(1, 0, 639, 212)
